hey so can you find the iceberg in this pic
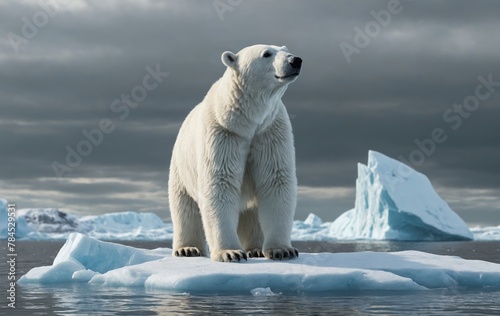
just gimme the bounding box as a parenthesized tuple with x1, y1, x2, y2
(19, 233, 500, 294)
(250, 287, 278, 296)
(291, 213, 333, 240)
(328, 151, 473, 241)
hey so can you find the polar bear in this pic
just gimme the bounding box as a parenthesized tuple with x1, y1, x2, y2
(168, 44, 302, 262)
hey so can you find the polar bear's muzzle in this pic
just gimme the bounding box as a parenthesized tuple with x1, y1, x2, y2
(289, 56, 302, 70)
(275, 56, 302, 80)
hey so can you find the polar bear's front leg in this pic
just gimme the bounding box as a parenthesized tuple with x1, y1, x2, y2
(250, 106, 299, 260)
(199, 201, 248, 262)
(200, 129, 250, 262)
(169, 165, 208, 257)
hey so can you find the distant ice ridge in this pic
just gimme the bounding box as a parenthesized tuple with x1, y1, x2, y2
(0, 205, 173, 240)
(3, 205, 495, 241)
(18, 233, 500, 294)
(471, 226, 500, 241)
(0, 199, 9, 237)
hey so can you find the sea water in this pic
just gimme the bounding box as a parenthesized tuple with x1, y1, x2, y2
(2, 240, 500, 315)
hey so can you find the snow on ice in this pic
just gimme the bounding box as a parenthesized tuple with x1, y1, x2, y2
(18, 233, 500, 294)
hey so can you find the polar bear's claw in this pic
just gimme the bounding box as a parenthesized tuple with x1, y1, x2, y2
(246, 248, 264, 258)
(213, 249, 248, 262)
(174, 247, 202, 257)
(264, 247, 299, 260)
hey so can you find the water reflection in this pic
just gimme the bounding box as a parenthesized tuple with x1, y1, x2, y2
(13, 284, 500, 316)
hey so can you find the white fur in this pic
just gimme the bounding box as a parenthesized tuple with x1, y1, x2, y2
(169, 44, 301, 262)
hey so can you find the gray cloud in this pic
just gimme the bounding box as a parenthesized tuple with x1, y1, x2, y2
(1, 0, 499, 225)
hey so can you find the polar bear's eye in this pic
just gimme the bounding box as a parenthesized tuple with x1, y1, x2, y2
(262, 50, 272, 58)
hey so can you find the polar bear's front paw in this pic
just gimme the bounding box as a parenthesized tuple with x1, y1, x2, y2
(246, 248, 264, 258)
(264, 247, 299, 260)
(174, 247, 202, 257)
(212, 249, 248, 262)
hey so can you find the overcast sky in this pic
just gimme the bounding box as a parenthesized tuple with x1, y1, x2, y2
(1, 0, 499, 225)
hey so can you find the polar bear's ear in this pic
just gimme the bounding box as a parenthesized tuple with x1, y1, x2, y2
(221, 51, 237, 69)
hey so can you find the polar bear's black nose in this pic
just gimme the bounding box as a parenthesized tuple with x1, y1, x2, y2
(289, 57, 302, 69)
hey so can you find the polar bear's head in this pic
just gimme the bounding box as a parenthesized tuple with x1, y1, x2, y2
(221, 44, 302, 91)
